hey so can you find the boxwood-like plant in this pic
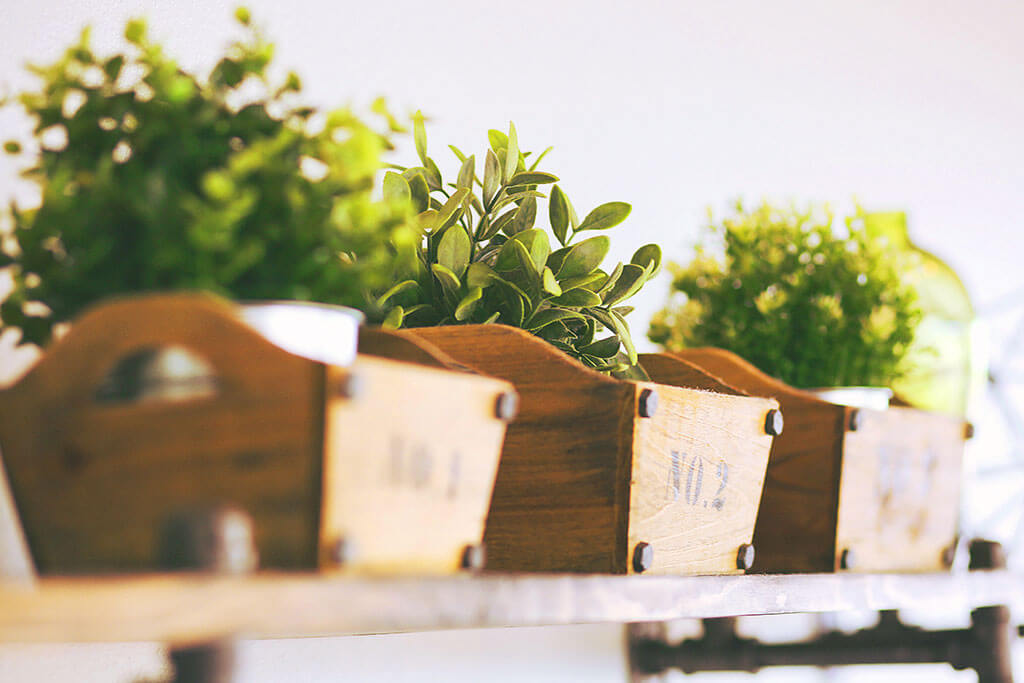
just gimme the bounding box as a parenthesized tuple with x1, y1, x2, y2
(649, 200, 920, 388)
(0, 9, 410, 347)
(369, 118, 661, 375)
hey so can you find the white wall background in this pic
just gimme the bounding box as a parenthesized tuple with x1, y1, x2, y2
(2, 1, 1023, 681)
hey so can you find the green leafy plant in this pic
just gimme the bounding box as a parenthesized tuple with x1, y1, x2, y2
(0, 8, 411, 347)
(369, 119, 661, 374)
(649, 200, 920, 388)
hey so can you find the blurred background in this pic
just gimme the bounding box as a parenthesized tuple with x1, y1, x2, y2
(1, 0, 1022, 680)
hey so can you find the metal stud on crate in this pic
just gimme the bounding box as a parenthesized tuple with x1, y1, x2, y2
(357, 325, 778, 576)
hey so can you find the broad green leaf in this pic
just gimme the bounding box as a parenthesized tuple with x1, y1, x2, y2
(491, 189, 547, 214)
(488, 129, 508, 152)
(456, 155, 475, 191)
(502, 288, 526, 326)
(542, 267, 562, 296)
(491, 274, 530, 302)
(436, 187, 470, 229)
(382, 171, 411, 203)
(602, 263, 646, 306)
(382, 305, 404, 329)
(547, 245, 571, 274)
(578, 335, 620, 358)
(549, 185, 569, 246)
(528, 146, 552, 171)
(418, 209, 439, 233)
(431, 263, 461, 297)
(424, 158, 443, 190)
(408, 172, 430, 213)
(577, 201, 631, 232)
(510, 239, 540, 288)
(485, 210, 515, 239)
(413, 111, 428, 165)
(437, 224, 471, 277)
(455, 286, 483, 321)
(467, 261, 498, 288)
(376, 279, 418, 307)
(556, 235, 610, 279)
(508, 171, 559, 186)
(597, 262, 624, 296)
(508, 195, 537, 235)
(495, 229, 550, 272)
(631, 243, 662, 275)
(527, 307, 586, 331)
(550, 288, 602, 307)
(558, 272, 605, 291)
(611, 309, 637, 365)
(504, 122, 519, 183)
(483, 149, 499, 206)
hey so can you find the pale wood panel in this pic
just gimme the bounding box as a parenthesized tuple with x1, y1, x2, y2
(667, 348, 848, 573)
(628, 382, 776, 575)
(0, 570, 1018, 645)
(835, 406, 964, 572)
(319, 356, 511, 574)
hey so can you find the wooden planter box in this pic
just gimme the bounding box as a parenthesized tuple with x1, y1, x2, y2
(0, 295, 513, 575)
(359, 325, 778, 576)
(666, 348, 966, 574)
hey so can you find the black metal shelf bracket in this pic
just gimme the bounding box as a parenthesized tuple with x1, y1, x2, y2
(629, 540, 1021, 683)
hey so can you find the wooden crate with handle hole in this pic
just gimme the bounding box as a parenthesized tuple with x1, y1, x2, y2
(0, 294, 513, 575)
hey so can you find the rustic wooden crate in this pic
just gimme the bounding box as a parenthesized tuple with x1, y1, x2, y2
(667, 347, 966, 573)
(359, 325, 778, 575)
(0, 294, 513, 575)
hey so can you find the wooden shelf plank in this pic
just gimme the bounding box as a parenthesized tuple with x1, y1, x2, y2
(0, 571, 1019, 646)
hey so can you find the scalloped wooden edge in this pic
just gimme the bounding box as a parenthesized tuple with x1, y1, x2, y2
(404, 324, 623, 387)
(638, 353, 749, 397)
(0, 292, 316, 409)
(663, 347, 840, 409)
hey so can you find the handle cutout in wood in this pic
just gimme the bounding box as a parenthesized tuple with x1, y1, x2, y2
(94, 346, 218, 404)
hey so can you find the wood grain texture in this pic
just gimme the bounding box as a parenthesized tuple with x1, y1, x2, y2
(367, 327, 774, 576)
(0, 294, 324, 573)
(0, 570, 1019, 645)
(405, 325, 632, 573)
(319, 356, 511, 574)
(628, 379, 776, 575)
(666, 348, 849, 573)
(834, 406, 964, 572)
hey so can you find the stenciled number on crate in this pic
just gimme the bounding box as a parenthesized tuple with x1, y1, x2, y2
(667, 451, 728, 511)
(388, 436, 462, 499)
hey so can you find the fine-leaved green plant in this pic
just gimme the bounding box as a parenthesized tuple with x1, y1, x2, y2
(369, 119, 661, 375)
(649, 200, 920, 388)
(0, 8, 411, 347)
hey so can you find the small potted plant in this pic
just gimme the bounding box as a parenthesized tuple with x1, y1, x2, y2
(356, 127, 779, 577)
(362, 118, 660, 376)
(646, 201, 965, 575)
(0, 8, 410, 362)
(649, 200, 920, 401)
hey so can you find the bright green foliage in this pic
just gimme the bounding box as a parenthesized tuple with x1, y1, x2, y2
(369, 120, 661, 375)
(0, 11, 411, 347)
(649, 201, 920, 388)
